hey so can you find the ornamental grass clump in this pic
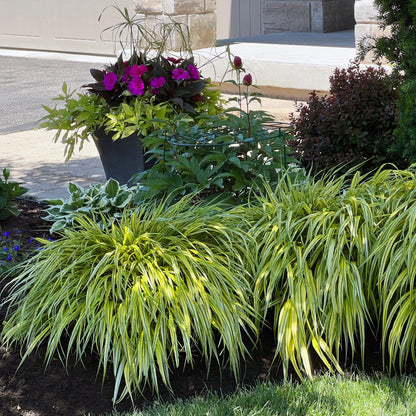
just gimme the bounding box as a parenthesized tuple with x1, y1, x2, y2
(1, 197, 257, 403)
(243, 168, 395, 379)
(364, 167, 416, 371)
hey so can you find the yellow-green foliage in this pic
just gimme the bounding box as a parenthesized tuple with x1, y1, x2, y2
(2, 197, 256, 403)
(241, 166, 416, 379)
(5, 166, 416, 402)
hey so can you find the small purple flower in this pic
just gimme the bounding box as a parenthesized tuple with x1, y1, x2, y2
(6, 255, 12, 261)
(129, 64, 148, 78)
(29, 237, 35, 243)
(103, 72, 118, 91)
(243, 73, 252, 86)
(233, 56, 243, 69)
(128, 77, 145, 96)
(172, 68, 190, 81)
(2, 232, 10, 237)
(150, 76, 166, 94)
(167, 57, 183, 64)
(188, 65, 200, 80)
(3, 247, 8, 251)
(14, 245, 20, 251)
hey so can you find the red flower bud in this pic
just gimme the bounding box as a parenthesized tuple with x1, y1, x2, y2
(191, 93, 204, 102)
(243, 73, 252, 86)
(233, 56, 243, 69)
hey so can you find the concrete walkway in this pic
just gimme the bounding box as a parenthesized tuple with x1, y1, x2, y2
(0, 30, 356, 200)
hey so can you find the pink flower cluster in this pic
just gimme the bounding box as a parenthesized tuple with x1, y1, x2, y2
(103, 63, 167, 96)
(172, 64, 200, 82)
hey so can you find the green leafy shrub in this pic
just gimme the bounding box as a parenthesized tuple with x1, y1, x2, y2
(132, 111, 298, 205)
(43, 179, 135, 233)
(359, 1, 416, 163)
(0, 168, 28, 220)
(289, 59, 401, 174)
(2, 197, 256, 403)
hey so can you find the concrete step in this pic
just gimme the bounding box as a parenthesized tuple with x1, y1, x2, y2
(195, 30, 357, 98)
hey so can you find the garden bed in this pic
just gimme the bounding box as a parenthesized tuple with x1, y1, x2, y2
(1, 196, 415, 416)
(0, 198, 284, 415)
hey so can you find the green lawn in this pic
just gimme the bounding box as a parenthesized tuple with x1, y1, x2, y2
(96, 373, 416, 416)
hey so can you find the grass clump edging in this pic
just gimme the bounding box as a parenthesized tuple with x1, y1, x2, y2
(1, 196, 257, 403)
(4, 166, 416, 404)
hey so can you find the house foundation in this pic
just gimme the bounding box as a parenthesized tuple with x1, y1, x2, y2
(263, 0, 356, 33)
(134, 0, 217, 50)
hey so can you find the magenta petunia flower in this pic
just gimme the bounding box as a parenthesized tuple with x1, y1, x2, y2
(128, 77, 145, 95)
(172, 68, 190, 81)
(129, 64, 148, 78)
(188, 65, 200, 80)
(150, 76, 166, 89)
(121, 66, 132, 82)
(103, 72, 118, 91)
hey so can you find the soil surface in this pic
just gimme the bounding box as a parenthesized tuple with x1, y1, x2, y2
(0, 198, 284, 416)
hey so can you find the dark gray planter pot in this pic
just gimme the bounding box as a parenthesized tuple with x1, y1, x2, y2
(93, 128, 154, 186)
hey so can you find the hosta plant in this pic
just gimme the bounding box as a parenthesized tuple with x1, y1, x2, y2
(0, 168, 28, 220)
(2, 196, 257, 403)
(43, 179, 135, 233)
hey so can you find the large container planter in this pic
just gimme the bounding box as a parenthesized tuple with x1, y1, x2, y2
(93, 128, 154, 186)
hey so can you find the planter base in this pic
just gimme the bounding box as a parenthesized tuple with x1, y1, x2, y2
(94, 128, 154, 186)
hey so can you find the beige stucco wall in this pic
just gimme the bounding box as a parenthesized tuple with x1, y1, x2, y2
(0, 0, 382, 56)
(0, 1, 135, 55)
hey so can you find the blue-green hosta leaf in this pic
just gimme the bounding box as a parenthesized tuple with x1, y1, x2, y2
(49, 219, 68, 233)
(44, 199, 64, 206)
(97, 197, 109, 209)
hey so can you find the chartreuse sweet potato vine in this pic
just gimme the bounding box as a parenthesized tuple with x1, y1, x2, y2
(1, 197, 257, 403)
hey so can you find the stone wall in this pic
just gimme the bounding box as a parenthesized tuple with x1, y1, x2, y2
(263, 0, 355, 33)
(134, 0, 216, 50)
(354, 0, 388, 62)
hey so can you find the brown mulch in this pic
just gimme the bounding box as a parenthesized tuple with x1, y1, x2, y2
(0, 197, 284, 416)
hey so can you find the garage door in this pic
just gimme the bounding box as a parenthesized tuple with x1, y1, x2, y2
(0, 1, 135, 55)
